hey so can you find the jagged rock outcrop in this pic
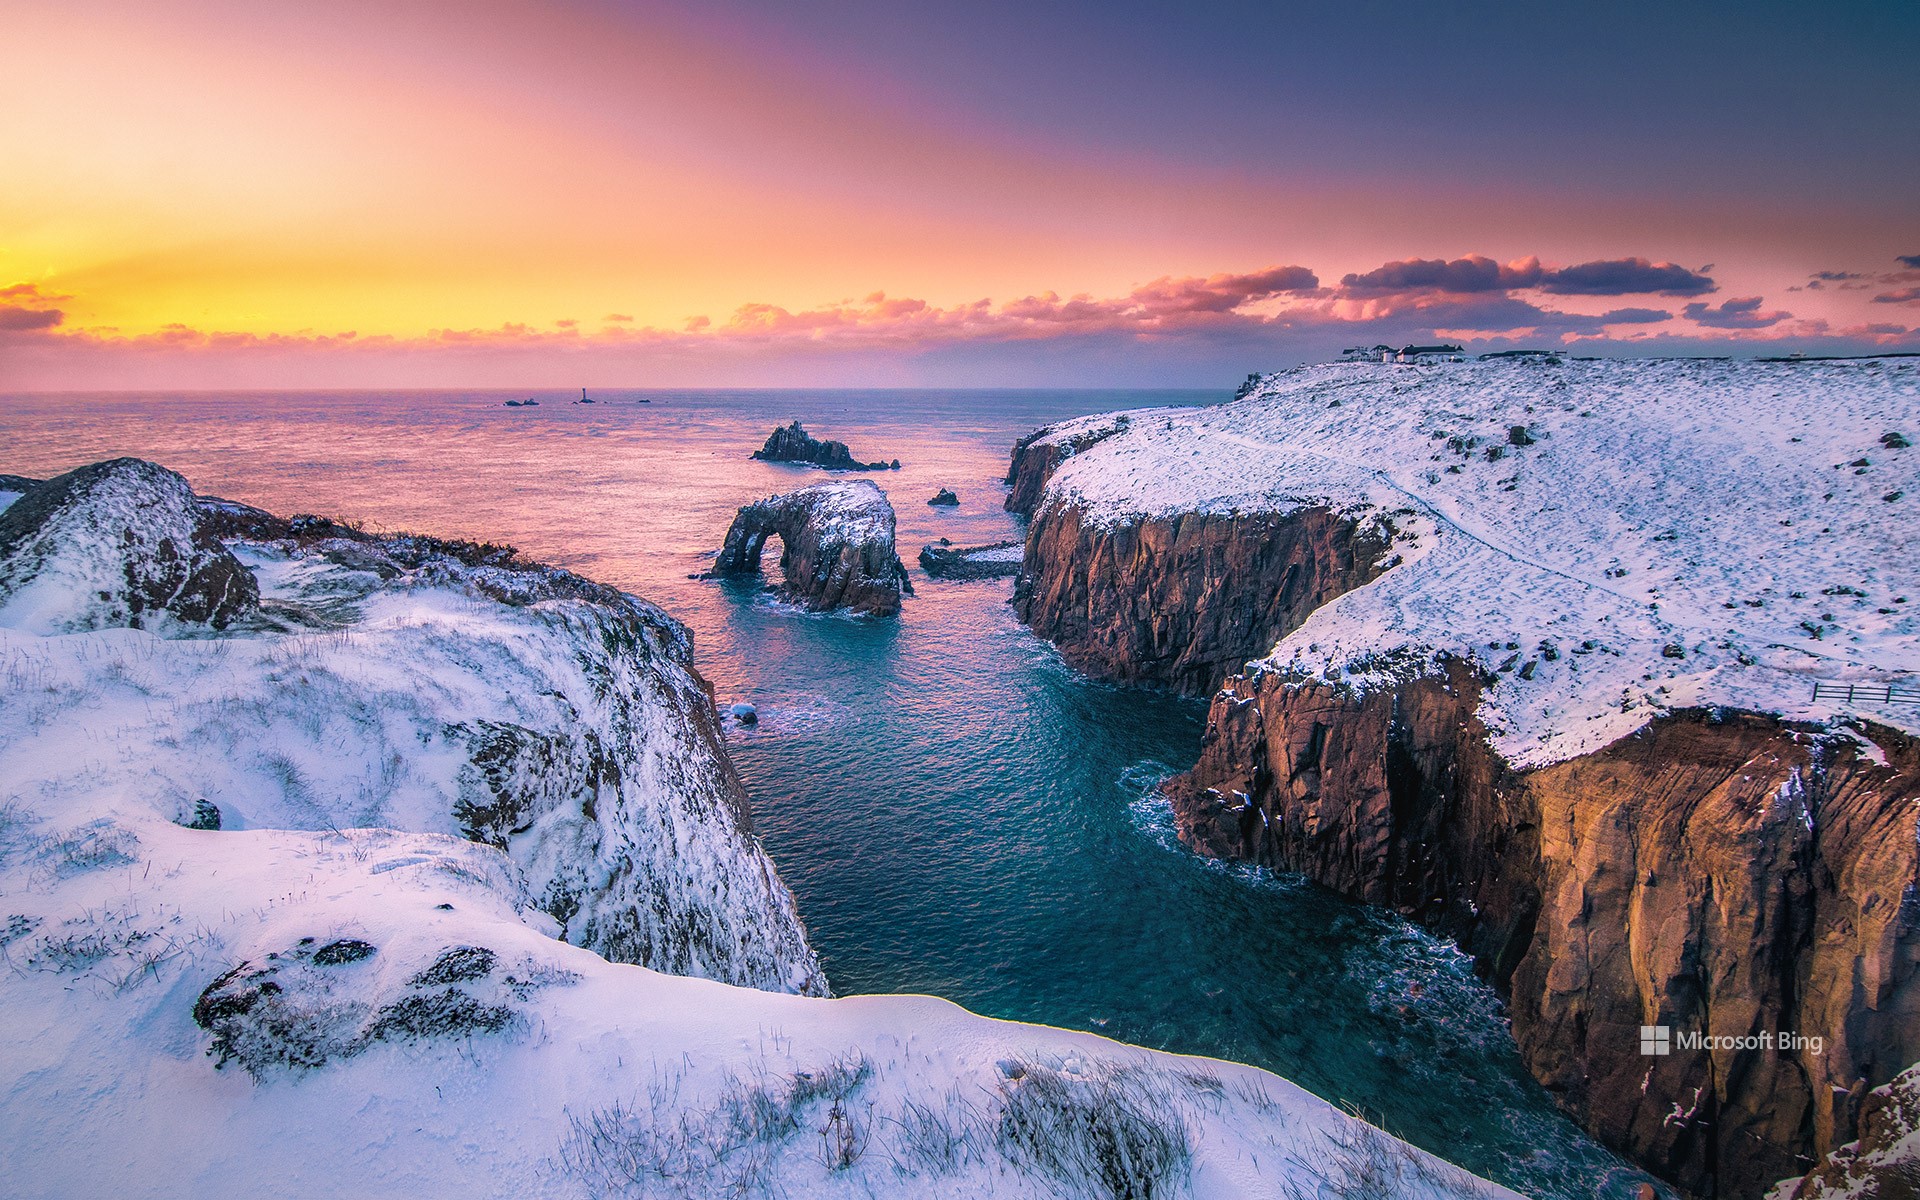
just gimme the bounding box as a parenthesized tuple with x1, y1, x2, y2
(0, 457, 259, 633)
(751, 421, 898, 471)
(1166, 666, 1920, 1196)
(1781, 1063, 1920, 1199)
(928, 487, 959, 506)
(714, 480, 913, 615)
(1011, 502, 1393, 695)
(919, 540, 1023, 580)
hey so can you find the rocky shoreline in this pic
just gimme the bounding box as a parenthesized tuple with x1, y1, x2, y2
(1001, 360, 1920, 1198)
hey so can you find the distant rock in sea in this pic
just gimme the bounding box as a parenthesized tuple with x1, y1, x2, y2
(751, 421, 898, 471)
(712, 479, 913, 615)
(927, 487, 959, 506)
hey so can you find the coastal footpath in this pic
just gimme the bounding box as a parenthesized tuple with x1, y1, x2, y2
(1006, 359, 1920, 1198)
(0, 460, 1506, 1200)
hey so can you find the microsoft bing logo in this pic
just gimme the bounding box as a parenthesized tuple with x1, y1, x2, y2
(1640, 1025, 1671, 1056)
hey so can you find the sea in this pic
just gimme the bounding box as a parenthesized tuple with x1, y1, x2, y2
(0, 386, 1662, 1197)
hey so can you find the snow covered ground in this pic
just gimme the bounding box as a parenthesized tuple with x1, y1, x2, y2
(0, 463, 1513, 1199)
(1031, 358, 1920, 766)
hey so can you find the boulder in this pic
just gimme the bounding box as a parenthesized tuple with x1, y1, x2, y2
(750, 421, 897, 471)
(928, 487, 959, 506)
(0, 457, 259, 633)
(713, 480, 913, 615)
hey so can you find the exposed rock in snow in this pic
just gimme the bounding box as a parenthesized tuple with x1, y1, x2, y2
(713, 479, 914, 615)
(1776, 1063, 1920, 1199)
(0, 459, 1513, 1200)
(750, 420, 898, 471)
(918, 539, 1024, 580)
(1004, 412, 1148, 517)
(0, 458, 259, 634)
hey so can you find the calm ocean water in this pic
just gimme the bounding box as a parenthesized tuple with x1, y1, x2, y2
(0, 387, 1656, 1196)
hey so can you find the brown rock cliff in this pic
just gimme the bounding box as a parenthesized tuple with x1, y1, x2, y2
(1164, 662, 1920, 1198)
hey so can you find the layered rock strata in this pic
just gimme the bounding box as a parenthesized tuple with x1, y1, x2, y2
(715, 479, 913, 615)
(1012, 501, 1392, 695)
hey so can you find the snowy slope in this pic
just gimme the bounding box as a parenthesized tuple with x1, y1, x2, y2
(0, 469, 1515, 1200)
(1034, 358, 1919, 765)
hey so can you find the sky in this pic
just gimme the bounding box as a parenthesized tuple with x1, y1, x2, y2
(2, 0, 1917, 389)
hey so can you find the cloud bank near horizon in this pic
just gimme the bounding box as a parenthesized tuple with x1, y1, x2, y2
(3, 255, 1915, 391)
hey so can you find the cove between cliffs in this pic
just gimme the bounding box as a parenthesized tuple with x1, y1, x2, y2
(1003, 360, 1920, 1200)
(0, 385, 1651, 1199)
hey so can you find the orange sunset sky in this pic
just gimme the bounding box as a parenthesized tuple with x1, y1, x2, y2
(3, 0, 1917, 388)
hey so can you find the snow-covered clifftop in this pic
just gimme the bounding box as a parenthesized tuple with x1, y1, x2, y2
(0, 459, 1512, 1200)
(1027, 357, 1917, 764)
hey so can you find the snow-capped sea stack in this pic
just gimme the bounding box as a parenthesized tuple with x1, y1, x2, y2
(1005, 358, 1920, 1198)
(714, 479, 914, 615)
(0, 458, 259, 633)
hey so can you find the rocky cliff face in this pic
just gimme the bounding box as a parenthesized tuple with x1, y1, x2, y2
(1003, 416, 1129, 518)
(1012, 501, 1392, 695)
(1, 458, 827, 997)
(1166, 665, 1920, 1196)
(715, 479, 913, 615)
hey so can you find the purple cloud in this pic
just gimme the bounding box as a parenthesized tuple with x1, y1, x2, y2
(1340, 255, 1529, 294)
(1536, 258, 1715, 296)
(1683, 296, 1789, 329)
(0, 305, 64, 332)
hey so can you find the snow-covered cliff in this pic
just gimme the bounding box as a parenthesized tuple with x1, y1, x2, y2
(1009, 358, 1920, 1197)
(1025, 357, 1918, 764)
(0, 459, 1512, 1200)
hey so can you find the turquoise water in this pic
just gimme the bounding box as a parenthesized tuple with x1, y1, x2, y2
(0, 387, 1657, 1196)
